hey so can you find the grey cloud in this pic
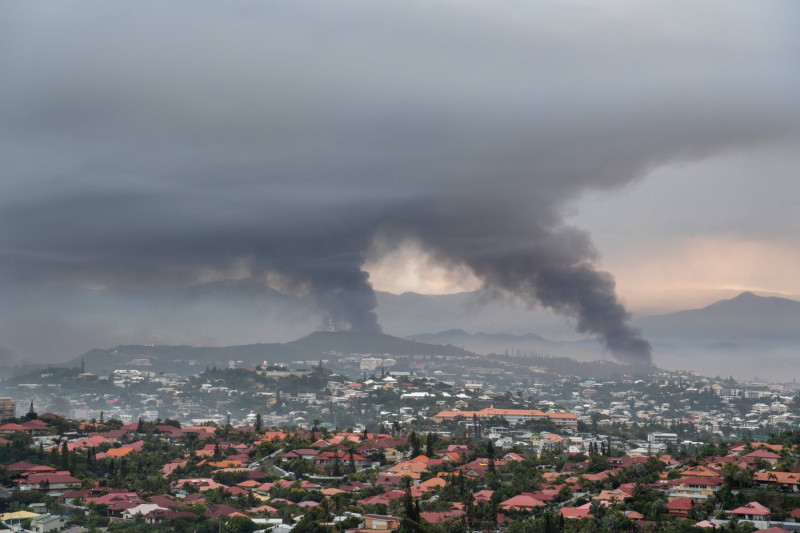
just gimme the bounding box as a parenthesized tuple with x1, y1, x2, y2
(1, 0, 799, 363)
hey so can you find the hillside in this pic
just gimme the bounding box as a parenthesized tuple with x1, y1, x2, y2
(407, 329, 557, 355)
(72, 342, 305, 375)
(286, 331, 472, 357)
(64, 330, 474, 376)
(636, 291, 800, 341)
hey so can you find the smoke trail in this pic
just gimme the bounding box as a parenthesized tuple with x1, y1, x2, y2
(307, 267, 381, 333)
(379, 219, 652, 364)
(1, 1, 797, 363)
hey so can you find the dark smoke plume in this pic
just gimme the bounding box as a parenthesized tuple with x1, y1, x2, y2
(381, 212, 653, 364)
(307, 267, 381, 333)
(1, 1, 798, 363)
(472, 251, 651, 365)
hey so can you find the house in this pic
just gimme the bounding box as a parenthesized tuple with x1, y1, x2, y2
(668, 476, 723, 500)
(730, 442, 784, 454)
(546, 413, 579, 430)
(527, 488, 563, 502)
(29, 513, 62, 533)
(357, 490, 405, 507)
(172, 478, 223, 492)
(85, 492, 142, 516)
(145, 509, 198, 525)
(162, 460, 187, 476)
(607, 456, 648, 469)
(456, 458, 508, 478)
(419, 510, 465, 524)
(474, 490, 494, 504)
(666, 497, 694, 518)
(0, 511, 41, 528)
(225, 486, 249, 497)
(384, 459, 429, 479)
(58, 488, 100, 503)
(561, 503, 592, 519)
(147, 494, 180, 509)
(314, 451, 370, 469)
(122, 504, 168, 520)
(499, 493, 546, 511)
(282, 449, 319, 462)
(17, 472, 82, 494)
(583, 471, 612, 482)
(408, 477, 445, 498)
(339, 481, 373, 493)
(595, 488, 631, 503)
(6, 460, 42, 472)
(678, 465, 721, 478)
(205, 504, 248, 519)
(744, 449, 781, 466)
(20, 420, 50, 434)
(0, 423, 26, 434)
(363, 514, 402, 530)
(753, 471, 800, 492)
(729, 502, 770, 521)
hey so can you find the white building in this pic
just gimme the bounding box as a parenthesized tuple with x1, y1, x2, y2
(647, 432, 679, 445)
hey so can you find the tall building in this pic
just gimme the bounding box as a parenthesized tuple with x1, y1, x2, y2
(0, 397, 16, 420)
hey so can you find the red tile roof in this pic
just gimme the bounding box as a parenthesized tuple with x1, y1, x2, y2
(731, 501, 770, 516)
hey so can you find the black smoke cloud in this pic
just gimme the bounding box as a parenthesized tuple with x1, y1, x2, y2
(1, 1, 798, 364)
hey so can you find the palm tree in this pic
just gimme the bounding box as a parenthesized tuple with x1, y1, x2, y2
(331, 492, 345, 516)
(312, 418, 321, 441)
(331, 492, 346, 532)
(319, 498, 331, 525)
(651, 499, 667, 522)
(344, 442, 358, 474)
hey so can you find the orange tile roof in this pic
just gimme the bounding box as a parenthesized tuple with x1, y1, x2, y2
(208, 460, 244, 468)
(754, 471, 800, 485)
(106, 447, 134, 457)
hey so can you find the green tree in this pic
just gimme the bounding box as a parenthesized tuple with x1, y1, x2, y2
(61, 440, 69, 471)
(409, 432, 421, 457)
(425, 432, 437, 458)
(223, 515, 258, 533)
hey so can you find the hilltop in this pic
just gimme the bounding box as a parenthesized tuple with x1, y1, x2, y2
(63, 330, 474, 376)
(286, 331, 471, 357)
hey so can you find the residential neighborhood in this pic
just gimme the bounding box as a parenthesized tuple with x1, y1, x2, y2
(1, 352, 800, 532)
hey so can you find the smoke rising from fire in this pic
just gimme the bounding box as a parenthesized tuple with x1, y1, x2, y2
(1, 1, 798, 363)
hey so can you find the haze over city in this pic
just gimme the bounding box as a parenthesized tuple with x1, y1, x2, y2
(7, 6, 800, 532)
(1, 1, 799, 375)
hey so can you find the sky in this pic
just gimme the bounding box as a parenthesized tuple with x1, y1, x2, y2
(369, 143, 800, 313)
(1, 1, 799, 365)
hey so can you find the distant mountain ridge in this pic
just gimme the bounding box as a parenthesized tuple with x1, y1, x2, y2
(636, 291, 800, 341)
(65, 330, 474, 375)
(401, 292, 800, 379)
(6, 283, 799, 380)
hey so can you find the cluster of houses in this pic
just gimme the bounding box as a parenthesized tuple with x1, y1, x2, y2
(4, 364, 800, 532)
(2, 409, 800, 533)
